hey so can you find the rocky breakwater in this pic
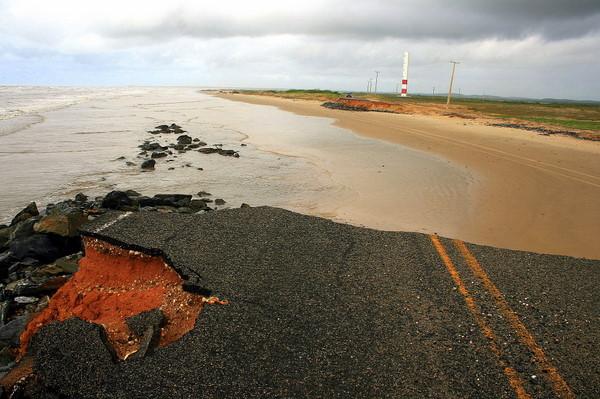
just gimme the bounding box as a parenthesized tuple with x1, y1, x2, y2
(0, 189, 238, 396)
(133, 123, 240, 172)
(322, 98, 399, 113)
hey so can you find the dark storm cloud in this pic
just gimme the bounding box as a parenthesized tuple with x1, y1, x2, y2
(102, 0, 600, 42)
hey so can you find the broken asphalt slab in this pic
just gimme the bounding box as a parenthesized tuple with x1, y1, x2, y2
(27, 207, 599, 398)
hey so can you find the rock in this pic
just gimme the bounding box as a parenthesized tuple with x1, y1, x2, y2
(186, 143, 201, 149)
(74, 193, 88, 203)
(34, 207, 87, 237)
(125, 190, 142, 197)
(139, 142, 165, 152)
(9, 218, 38, 241)
(172, 128, 185, 134)
(48, 253, 81, 274)
(126, 309, 165, 338)
(240, 203, 250, 208)
(156, 124, 170, 131)
(198, 148, 219, 154)
(0, 345, 15, 371)
(0, 316, 28, 347)
(10, 203, 39, 226)
(114, 156, 126, 161)
(14, 296, 38, 305)
(0, 302, 9, 326)
(177, 135, 192, 145)
(214, 199, 226, 206)
(189, 199, 208, 211)
(126, 309, 165, 359)
(141, 159, 156, 170)
(241, 143, 247, 146)
(0, 227, 9, 248)
(125, 161, 136, 166)
(9, 234, 80, 264)
(217, 149, 237, 156)
(140, 194, 192, 208)
(151, 151, 168, 159)
(101, 191, 134, 210)
(171, 144, 185, 151)
(192, 138, 200, 142)
(170, 123, 181, 129)
(4, 276, 69, 298)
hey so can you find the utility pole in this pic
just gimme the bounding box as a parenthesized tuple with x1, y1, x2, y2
(374, 71, 380, 94)
(446, 61, 460, 107)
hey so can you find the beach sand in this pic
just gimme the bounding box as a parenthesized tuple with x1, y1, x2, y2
(217, 93, 600, 259)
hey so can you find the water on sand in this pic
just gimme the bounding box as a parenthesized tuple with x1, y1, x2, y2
(0, 87, 473, 241)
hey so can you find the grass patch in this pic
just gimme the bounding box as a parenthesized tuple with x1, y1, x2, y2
(239, 89, 600, 133)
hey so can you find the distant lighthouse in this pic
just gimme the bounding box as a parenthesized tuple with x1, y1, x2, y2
(401, 52, 409, 97)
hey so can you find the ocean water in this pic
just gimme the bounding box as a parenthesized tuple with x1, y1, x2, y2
(0, 87, 474, 238)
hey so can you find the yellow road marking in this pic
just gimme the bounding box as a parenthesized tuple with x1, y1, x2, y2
(429, 235, 531, 399)
(454, 239, 575, 399)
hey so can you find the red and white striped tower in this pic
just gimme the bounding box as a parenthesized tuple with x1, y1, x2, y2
(401, 52, 409, 97)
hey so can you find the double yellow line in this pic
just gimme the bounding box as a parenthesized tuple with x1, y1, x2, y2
(430, 235, 575, 399)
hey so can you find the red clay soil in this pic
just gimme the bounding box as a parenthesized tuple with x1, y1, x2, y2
(19, 237, 226, 360)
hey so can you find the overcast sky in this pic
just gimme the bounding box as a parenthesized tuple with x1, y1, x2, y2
(1, 0, 599, 99)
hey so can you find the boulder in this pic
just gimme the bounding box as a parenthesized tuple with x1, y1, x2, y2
(9, 234, 80, 264)
(101, 191, 133, 210)
(0, 226, 9, 248)
(214, 199, 226, 206)
(197, 191, 211, 197)
(189, 199, 208, 211)
(140, 194, 192, 208)
(74, 193, 88, 203)
(10, 202, 39, 226)
(0, 316, 28, 347)
(125, 190, 142, 197)
(139, 142, 165, 152)
(151, 151, 168, 159)
(141, 159, 156, 170)
(34, 207, 87, 237)
(218, 149, 239, 157)
(198, 148, 219, 154)
(177, 135, 192, 145)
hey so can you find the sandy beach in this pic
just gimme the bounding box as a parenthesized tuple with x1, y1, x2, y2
(217, 93, 600, 259)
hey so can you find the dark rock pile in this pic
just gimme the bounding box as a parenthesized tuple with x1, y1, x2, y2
(321, 101, 369, 111)
(0, 189, 235, 382)
(489, 122, 599, 141)
(135, 123, 240, 171)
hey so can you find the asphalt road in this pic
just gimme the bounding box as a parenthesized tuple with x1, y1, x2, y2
(29, 207, 599, 398)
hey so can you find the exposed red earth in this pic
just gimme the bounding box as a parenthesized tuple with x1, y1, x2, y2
(19, 237, 227, 360)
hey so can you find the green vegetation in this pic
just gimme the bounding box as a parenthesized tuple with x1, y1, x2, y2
(241, 89, 600, 133)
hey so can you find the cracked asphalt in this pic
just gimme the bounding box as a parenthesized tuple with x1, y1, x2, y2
(27, 207, 599, 398)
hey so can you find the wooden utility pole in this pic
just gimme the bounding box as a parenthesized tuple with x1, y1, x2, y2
(446, 61, 460, 108)
(446, 61, 460, 107)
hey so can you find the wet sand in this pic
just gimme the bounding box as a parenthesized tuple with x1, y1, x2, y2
(218, 93, 600, 259)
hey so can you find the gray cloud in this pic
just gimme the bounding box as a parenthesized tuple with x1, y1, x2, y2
(101, 0, 600, 42)
(0, 0, 598, 99)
